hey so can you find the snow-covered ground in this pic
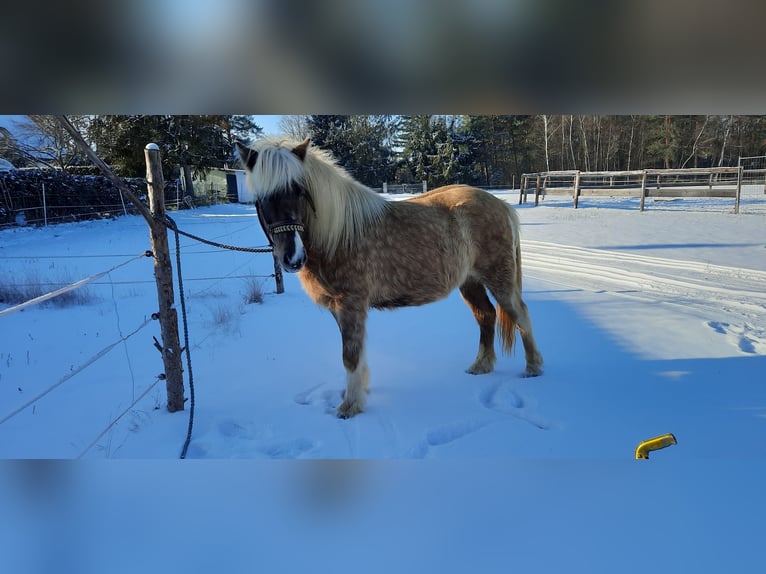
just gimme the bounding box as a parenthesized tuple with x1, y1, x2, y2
(1, 187, 764, 572)
(2, 187, 764, 460)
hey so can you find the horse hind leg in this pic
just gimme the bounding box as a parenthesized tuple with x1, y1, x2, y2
(487, 281, 544, 377)
(459, 279, 497, 375)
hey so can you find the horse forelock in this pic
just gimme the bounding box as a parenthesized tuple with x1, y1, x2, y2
(247, 139, 306, 198)
(249, 137, 390, 258)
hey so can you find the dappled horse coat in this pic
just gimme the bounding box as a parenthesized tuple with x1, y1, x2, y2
(237, 138, 543, 418)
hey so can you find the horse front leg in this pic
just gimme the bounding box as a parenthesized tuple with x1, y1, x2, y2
(333, 305, 370, 419)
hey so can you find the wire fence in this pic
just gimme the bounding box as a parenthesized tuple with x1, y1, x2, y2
(0, 208, 278, 458)
(0, 252, 152, 318)
(0, 251, 159, 456)
(0, 316, 154, 427)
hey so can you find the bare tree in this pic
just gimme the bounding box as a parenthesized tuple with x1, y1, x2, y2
(578, 116, 590, 171)
(279, 115, 310, 140)
(717, 115, 733, 167)
(541, 115, 551, 171)
(681, 115, 709, 169)
(568, 115, 576, 169)
(12, 115, 90, 171)
(626, 115, 636, 170)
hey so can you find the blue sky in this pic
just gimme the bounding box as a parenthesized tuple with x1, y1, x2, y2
(252, 115, 283, 136)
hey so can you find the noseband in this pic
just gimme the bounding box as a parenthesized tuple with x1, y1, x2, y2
(269, 222, 304, 235)
(256, 196, 313, 247)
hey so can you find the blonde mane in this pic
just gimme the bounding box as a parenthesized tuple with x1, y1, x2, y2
(247, 137, 391, 258)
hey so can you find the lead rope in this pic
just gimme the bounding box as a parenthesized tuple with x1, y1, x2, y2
(161, 215, 196, 459)
(155, 211, 297, 458)
(153, 212, 274, 458)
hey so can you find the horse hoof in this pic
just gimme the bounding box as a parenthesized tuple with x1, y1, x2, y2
(337, 401, 363, 419)
(522, 367, 543, 378)
(466, 366, 493, 375)
(466, 360, 495, 375)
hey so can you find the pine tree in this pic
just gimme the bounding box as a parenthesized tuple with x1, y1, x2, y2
(307, 115, 397, 187)
(87, 115, 263, 179)
(397, 115, 437, 185)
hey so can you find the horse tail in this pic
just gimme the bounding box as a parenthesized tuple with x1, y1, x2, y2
(497, 303, 517, 355)
(496, 204, 522, 355)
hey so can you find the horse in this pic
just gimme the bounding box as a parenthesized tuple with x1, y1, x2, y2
(236, 138, 543, 419)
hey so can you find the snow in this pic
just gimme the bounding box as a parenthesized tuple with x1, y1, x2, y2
(1, 188, 765, 571)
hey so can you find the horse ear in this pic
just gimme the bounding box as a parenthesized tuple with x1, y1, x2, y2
(292, 138, 310, 161)
(235, 141, 257, 171)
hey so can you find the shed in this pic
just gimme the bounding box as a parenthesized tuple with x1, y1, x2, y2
(224, 169, 252, 203)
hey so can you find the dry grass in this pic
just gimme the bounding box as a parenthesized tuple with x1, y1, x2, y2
(242, 277, 265, 305)
(0, 270, 94, 308)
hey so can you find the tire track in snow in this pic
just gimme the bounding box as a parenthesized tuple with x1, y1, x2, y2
(521, 240, 766, 315)
(520, 239, 766, 354)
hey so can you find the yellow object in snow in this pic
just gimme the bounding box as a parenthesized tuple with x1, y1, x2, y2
(635, 433, 677, 459)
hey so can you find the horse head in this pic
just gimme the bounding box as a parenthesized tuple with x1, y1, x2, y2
(236, 139, 316, 273)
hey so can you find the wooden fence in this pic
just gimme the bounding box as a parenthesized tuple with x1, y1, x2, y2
(519, 167, 743, 213)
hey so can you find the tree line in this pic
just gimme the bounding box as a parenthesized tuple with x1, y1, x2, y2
(1, 115, 262, 188)
(287, 115, 766, 188)
(3, 115, 765, 191)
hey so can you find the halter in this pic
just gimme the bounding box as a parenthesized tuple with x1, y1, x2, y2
(255, 196, 311, 247)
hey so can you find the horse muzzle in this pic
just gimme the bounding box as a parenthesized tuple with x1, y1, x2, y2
(281, 249, 307, 273)
(271, 224, 307, 273)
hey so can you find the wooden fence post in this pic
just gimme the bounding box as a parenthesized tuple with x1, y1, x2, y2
(55, 117, 187, 412)
(639, 170, 648, 211)
(534, 174, 542, 206)
(735, 166, 742, 214)
(145, 143, 185, 412)
(519, 174, 527, 205)
(273, 254, 285, 294)
(572, 171, 582, 209)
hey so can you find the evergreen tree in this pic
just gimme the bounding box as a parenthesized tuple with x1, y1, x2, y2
(87, 115, 263, 180)
(307, 115, 397, 187)
(306, 115, 355, 168)
(464, 115, 533, 186)
(396, 115, 433, 184)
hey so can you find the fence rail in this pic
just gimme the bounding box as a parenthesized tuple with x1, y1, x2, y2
(520, 166, 745, 213)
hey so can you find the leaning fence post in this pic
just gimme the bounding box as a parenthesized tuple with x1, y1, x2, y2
(145, 143, 185, 412)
